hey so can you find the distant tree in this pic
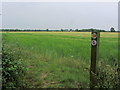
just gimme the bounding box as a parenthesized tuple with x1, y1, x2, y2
(46, 29, 49, 31)
(75, 29, 79, 32)
(70, 29, 72, 32)
(110, 27, 115, 32)
(61, 29, 63, 32)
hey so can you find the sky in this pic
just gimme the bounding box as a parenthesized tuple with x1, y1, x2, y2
(1, 0, 119, 2)
(2, 2, 118, 31)
(0, 2, 2, 29)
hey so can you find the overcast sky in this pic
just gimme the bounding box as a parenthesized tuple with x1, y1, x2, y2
(2, 2, 118, 30)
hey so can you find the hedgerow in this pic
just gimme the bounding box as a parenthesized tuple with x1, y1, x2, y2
(2, 43, 25, 89)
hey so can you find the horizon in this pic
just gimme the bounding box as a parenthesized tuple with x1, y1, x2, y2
(1, 27, 118, 31)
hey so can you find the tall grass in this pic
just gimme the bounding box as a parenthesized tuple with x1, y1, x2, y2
(2, 32, 118, 88)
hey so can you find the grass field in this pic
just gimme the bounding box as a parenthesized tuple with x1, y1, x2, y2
(2, 32, 118, 88)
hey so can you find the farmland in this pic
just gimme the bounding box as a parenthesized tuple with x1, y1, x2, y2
(2, 32, 118, 88)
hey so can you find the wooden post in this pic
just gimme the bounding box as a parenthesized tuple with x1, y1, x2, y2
(90, 31, 100, 88)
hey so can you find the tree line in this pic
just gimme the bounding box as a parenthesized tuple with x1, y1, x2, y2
(0, 27, 117, 32)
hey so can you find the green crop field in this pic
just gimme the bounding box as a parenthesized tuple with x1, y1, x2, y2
(2, 32, 118, 88)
